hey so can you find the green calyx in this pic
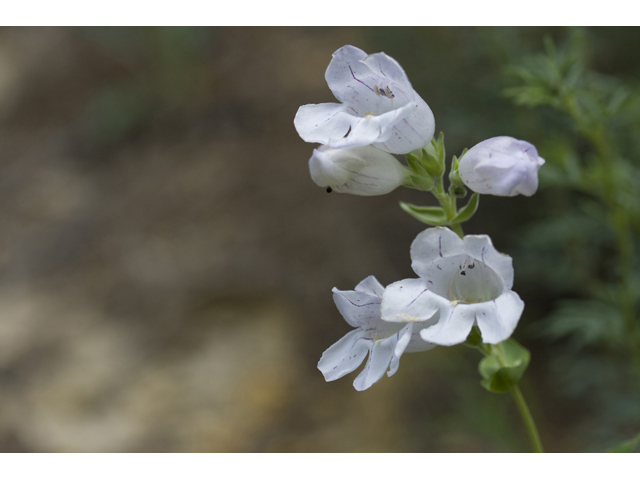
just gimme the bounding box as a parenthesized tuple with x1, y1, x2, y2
(401, 134, 478, 231)
(477, 337, 531, 394)
(422, 132, 446, 178)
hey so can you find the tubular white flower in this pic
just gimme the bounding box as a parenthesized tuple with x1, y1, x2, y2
(294, 45, 435, 155)
(309, 145, 409, 196)
(381, 227, 524, 346)
(458, 136, 545, 197)
(318, 276, 437, 391)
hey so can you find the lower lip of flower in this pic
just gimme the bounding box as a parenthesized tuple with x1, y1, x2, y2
(364, 112, 375, 119)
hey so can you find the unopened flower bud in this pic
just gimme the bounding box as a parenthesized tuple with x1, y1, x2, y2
(309, 145, 409, 196)
(458, 136, 545, 197)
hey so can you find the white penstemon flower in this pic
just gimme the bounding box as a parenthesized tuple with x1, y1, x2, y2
(381, 227, 524, 346)
(294, 45, 435, 155)
(306, 44, 547, 452)
(458, 136, 546, 197)
(308, 145, 409, 195)
(318, 276, 436, 391)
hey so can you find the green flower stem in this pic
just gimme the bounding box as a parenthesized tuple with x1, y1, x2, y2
(482, 342, 544, 453)
(509, 385, 544, 453)
(433, 178, 464, 238)
(450, 222, 464, 238)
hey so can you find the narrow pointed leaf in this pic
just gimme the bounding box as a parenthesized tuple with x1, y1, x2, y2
(451, 193, 480, 224)
(399, 202, 449, 226)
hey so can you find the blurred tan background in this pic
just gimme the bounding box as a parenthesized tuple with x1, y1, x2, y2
(0, 27, 638, 452)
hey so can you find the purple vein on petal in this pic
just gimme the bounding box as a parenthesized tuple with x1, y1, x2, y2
(407, 288, 428, 308)
(349, 66, 375, 93)
(345, 298, 381, 308)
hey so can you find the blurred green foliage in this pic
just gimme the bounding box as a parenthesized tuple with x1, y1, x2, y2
(504, 28, 640, 451)
(366, 27, 640, 452)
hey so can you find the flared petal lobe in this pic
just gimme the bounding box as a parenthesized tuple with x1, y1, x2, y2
(318, 329, 371, 382)
(294, 103, 351, 145)
(381, 278, 441, 323)
(332, 286, 382, 328)
(353, 334, 397, 391)
(475, 291, 525, 344)
(410, 227, 465, 278)
(419, 304, 477, 346)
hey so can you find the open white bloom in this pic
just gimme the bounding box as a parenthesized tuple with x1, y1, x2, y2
(309, 145, 409, 195)
(381, 227, 524, 346)
(458, 136, 545, 197)
(294, 45, 435, 155)
(318, 276, 437, 391)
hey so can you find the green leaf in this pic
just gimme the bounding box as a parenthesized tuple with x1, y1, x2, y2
(478, 338, 531, 394)
(451, 193, 480, 224)
(399, 202, 449, 226)
(607, 431, 640, 453)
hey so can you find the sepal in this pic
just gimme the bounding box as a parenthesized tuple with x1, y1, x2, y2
(406, 150, 435, 191)
(448, 150, 467, 187)
(422, 132, 446, 178)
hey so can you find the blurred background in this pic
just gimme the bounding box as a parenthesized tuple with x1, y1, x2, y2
(0, 26, 638, 452)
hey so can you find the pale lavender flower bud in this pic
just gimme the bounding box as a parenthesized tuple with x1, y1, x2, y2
(458, 136, 546, 197)
(309, 145, 409, 196)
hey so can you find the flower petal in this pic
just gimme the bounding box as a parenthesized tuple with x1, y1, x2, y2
(360, 52, 412, 90)
(411, 227, 464, 278)
(325, 45, 373, 104)
(353, 334, 396, 391)
(294, 103, 351, 145)
(318, 329, 372, 382)
(355, 275, 385, 297)
(381, 278, 442, 323)
(373, 97, 435, 155)
(387, 323, 413, 377)
(476, 292, 525, 344)
(419, 304, 476, 346)
(405, 317, 439, 353)
(462, 235, 514, 291)
(332, 287, 382, 328)
(325, 114, 389, 150)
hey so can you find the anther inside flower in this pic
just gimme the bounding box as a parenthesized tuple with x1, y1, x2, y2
(317, 276, 437, 391)
(294, 45, 435, 155)
(381, 227, 524, 346)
